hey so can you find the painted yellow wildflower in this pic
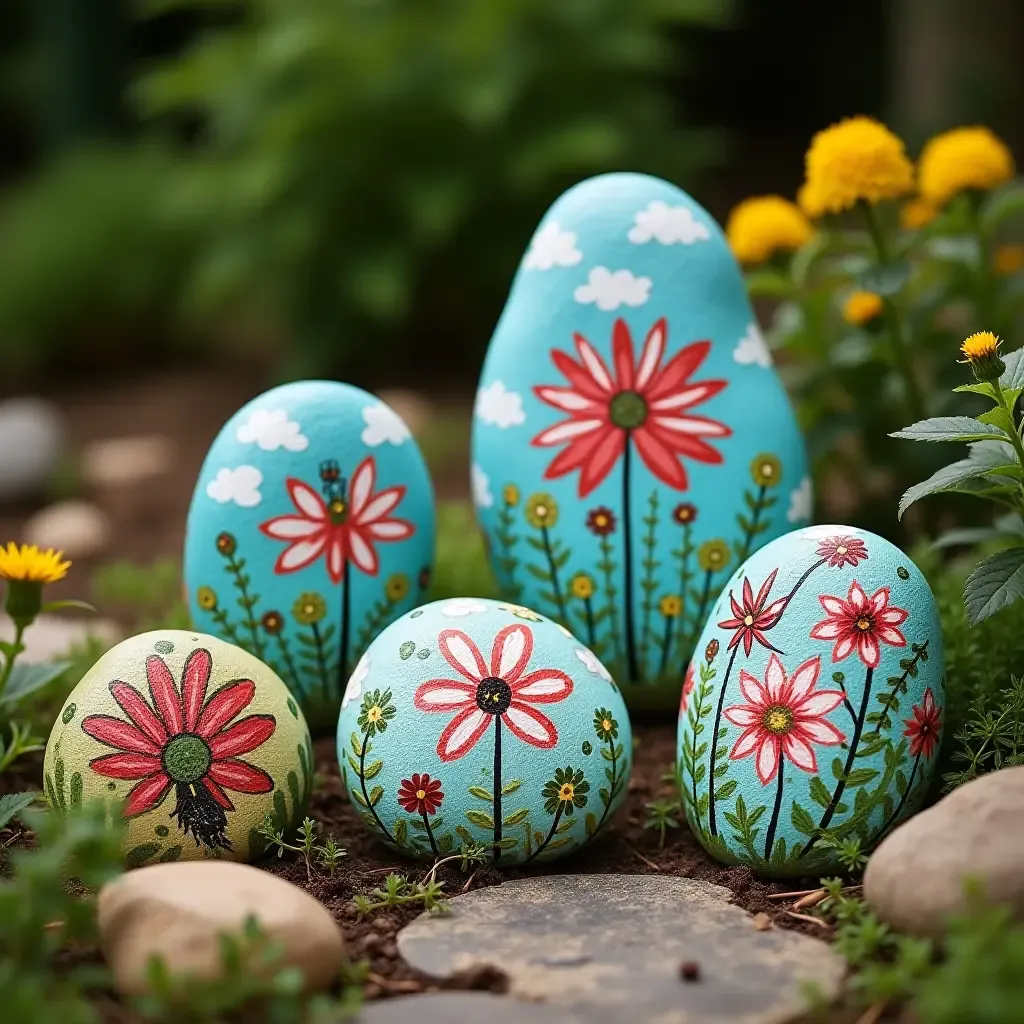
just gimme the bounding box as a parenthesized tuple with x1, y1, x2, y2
(725, 195, 814, 265)
(919, 127, 1014, 207)
(843, 290, 884, 327)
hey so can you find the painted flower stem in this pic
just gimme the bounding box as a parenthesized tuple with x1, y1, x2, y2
(540, 525, 567, 622)
(707, 645, 740, 836)
(492, 716, 503, 862)
(674, 523, 693, 669)
(639, 490, 659, 675)
(783, 557, 827, 609)
(763, 754, 785, 860)
(690, 570, 714, 652)
(359, 735, 394, 843)
(421, 809, 439, 857)
(800, 666, 874, 857)
(338, 560, 351, 695)
(272, 633, 302, 694)
(874, 748, 922, 843)
(621, 440, 639, 682)
(595, 731, 619, 834)
(223, 551, 265, 660)
(311, 623, 331, 697)
(598, 536, 621, 664)
(866, 640, 930, 741)
(584, 596, 597, 649)
(658, 615, 673, 678)
(737, 485, 767, 563)
(527, 804, 564, 862)
(210, 607, 243, 647)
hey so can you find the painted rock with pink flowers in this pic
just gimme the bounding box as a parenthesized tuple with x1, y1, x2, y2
(183, 381, 435, 734)
(335, 597, 631, 865)
(470, 172, 809, 714)
(677, 525, 945, 877)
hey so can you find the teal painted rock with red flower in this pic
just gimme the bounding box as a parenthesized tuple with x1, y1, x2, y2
(44, 630, 313, 866)
(677, 525, 945, 877)
(335, 597, 631, 865)
(183, 382, 435, 734)
(470, 173, 809, 713)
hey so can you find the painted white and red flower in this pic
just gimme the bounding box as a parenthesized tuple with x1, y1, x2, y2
(680, 661, 696, 714)
(904, 688, 942, 759)
(717, 569, 788, 657)
(816, 535, 869, 568)
(810, 581, 908, 669)
(414, 625, 572, 761)
(532, 318, 730, 496)
(259, 455, 414, 582)
(724, 654, 846, 785)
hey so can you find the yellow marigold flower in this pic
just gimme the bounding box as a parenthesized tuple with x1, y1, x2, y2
(900, 196, 938, 231)
(802, 116, 914, 217)
(960, 331, 1005, 382)
(919, 127, 1015, 207)
(796, 181, 818, 218)
(994, 244, 1024, 276)
(0, 542, 70, 584)
(843, 290, 884, 326)
(725, 195, 814, 265)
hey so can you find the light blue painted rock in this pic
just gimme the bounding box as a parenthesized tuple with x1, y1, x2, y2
(336, 597, 631, 865)
(470, 173, 809, 712)
(184, 381, 435, 735)
(678, 525, 945, 877)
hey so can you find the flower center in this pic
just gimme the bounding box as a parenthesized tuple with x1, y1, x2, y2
(559, 783, 575, 800)
(837, 546, 847, 555)
(416, 789, 427, 800)
(602, 719, 612, 733)
(162, 733, 212, 784)
(609, 390, 648, 430)
(856, 615, 873, 632)
(328, 499, 348, 525)
(762, 706, 793, 735)
(368, 706, 382, 722)
(476, 676, 513, 715)
(744, 615, 754, 627)
(760, 461, 775, 479)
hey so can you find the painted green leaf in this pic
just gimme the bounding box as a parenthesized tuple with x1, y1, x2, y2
(455, 826, 474, 846)
(555, 818, 575, 834)
(368, 786, 383, 807)
(468, 786, 493, 801)
(896, 771, 909, 797)
(713, 779, 737, 801)
(502, 808, 529, 826)
(273, 789, 288, 827)
(501, 779, 522, 795)
(845, 768, 880, 787)
(362, 760, 384, 780)
(44, 773, 60, 810)
(349, 732, 364, 757)
(347, 754, 361, 776)
(809, 777, 832, 809)
(159, 845, 183, 863)
(54, 758, 66, 807)
(69, 773, 83, 808)
(790, 803, 818, 837)
(465, 809, 494, 829)
(965, 546, 1024, 624)
(437, 833, 454, 855)
(394, 819, 408, 846)
(585, 812, 597, 837)
(831, 758, 845, 782)
(125, 843, 161, 868)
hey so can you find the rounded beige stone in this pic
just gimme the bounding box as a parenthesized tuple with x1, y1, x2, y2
(98, 861, 344, 994)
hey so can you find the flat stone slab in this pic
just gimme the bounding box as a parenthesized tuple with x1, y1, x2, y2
(355, 992, 581, 1023)
(398, 875, 845, 1024)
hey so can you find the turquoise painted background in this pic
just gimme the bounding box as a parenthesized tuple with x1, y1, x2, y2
(471, 173, 809, 710)
(336, 597, 631, 865)
(678, 525, 945, 877)
(184, 380, 435, 734)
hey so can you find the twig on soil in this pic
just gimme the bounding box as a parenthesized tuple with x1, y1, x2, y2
(785, 910, 832, 929)
(460, 870, 478, 894)
(853, 1000, 888, 1024)
(623, 841, 662, 872)
(767, 884, 862, 903)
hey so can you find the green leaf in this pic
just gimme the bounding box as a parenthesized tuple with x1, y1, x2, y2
(502, 808, 529, 826)
(965, 546, 1024, 624)
(468, 786, 493, 801)
(159, 845, 183, 862)
(39, 599, 96, 615)
(585, 812, 598, 837)
(362, 760, 383, 780)
(0, 791, 40, 830)
(744, 268, 794, 299)
(125, 843, 161, 868)
(465, 809, 494, 829)
(713, 779, 737, 801)
(899, 442, 1020, 518)
(982, 182, 1024, 232)
(1, 661, 72, 704)
(791, 802, 818, 837)
(832, 758, 845, 782)
(859, 259, 910, 296)
(844, 768, 880, 787)
(809, 777, 832, 809)
(368, 785, 383, 807)
(890, 416, 1005, 444)
(394, 818, 408, 846)
(501, 779, 523, 795)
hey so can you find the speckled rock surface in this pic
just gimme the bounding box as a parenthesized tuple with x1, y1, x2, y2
(355, 992, 580, 1023)
(398, 874, 845, 1023)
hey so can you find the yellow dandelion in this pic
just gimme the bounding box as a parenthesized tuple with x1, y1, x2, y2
(802, 116, 914, 217)
(994, 245, 1024, 277)
(725, 195, 814, 266)
(843, 290, 884, 327)
(900, 196, 938, 231)
(959, 331, 1005, 383)
(0, 542, 70, 584)
(919, 127, 1014, 207)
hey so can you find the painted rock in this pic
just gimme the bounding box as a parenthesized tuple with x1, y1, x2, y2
(336, 598, 631, 865)
(677, 526, 945, 877)
(44, 630, 313, 866)
(470, 173, 809, 712)
(184, 381, 435, 734)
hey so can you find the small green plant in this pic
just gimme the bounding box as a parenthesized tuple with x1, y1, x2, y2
(643, 799, 681, 848)
(811, 833, 869, 873)
(352, 873, 449, 919)
(257, 815, 347, 881)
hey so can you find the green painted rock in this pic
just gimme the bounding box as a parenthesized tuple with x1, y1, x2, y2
(44, 630, 313, 866)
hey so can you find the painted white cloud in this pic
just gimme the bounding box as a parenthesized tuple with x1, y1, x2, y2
(575, 646, 612, 682)
(475, 380, 525, 429)
(733, 323, 772, 368)
(442, 598, 488, 618)
(524, 221, 582, 270)
(343, 652, 370, 709)
(206, 465, 262, 508)
(628, 200, 711, 245)
(788, 477, 813, 524)
(361, 402, 411, 447)
(573, 266, 651, 311)
(471, 462, 493, 509)
(236, 409, 308, 452)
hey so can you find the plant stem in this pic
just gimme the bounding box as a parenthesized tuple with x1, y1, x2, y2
(422, 810, 439, 857)
(540, 524, 567, 622)
(595, 730, 619, 834)
(622, 439, 639, 682)
(583, 596, 596, 649)
(492, 716, 503, 861)
(339, 559, 351, 695)
(764, 754, 785, 861)
(707, 645, 740, 836)
(359, 734, 394, 843)
(737, 485, 767, 562)
(526, 803, 564, 862)
(993, 380, 1024, 478)
(873, 748, 922, 844)
(0, 622, 26, 701)
(658, 614, 673, 678)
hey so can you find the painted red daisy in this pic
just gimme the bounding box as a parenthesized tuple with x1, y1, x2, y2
(397, 773, 444, 816)
(532, 318, 730, 496)
(259, 455, 414, 582)
(724, 654, 846, 785)
(717, 569, 788, 657)
(816, 535, 869, 568)
(81, 649, 275, 850)
(810, 581, 908, 669)
(414, 625, 572, 761)
(903, 688, 941, 759)
(680, 662, 696, 714)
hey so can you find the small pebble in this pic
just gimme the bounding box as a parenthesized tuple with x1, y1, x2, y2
(679, 961, 701, 982)
(0, 397, 63, 502)
(81, 434, 176, 487)
(23, 500, 111, 559)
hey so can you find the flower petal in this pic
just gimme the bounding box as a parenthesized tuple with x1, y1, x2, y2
(438, 630, 487, 682)
(502, 702, 558, 748)
(533, 418, 605, 446)
(786, 656, 822, 702)
(82, 713, 161, 755)
(122, 773, 173, 817)
(651, 411, 732, 437)
(858, 633, 881, 668)
(534, 386, 599, 413)
(414, 680, 477, 711)
(574, 335, 615, 393)
(259, 515, 324, 540)
(181, 648, 212, 732)
(146, 655, 184, 735)
(635, 318, 666, 390)
(366, 518, 414, 540)
(611, 319, 636, 391)
(780, 732, 817, 773)
(348, 457, 375, 518)
(357, 486, 404, 526)
(208, 715, 276, 759)
(327, 534, 348, 582)
(819, 595, 848, 617)
(632, 427, 689, 490)
(756, 734, 781, 785)
(869, 586, 892, 615)
(196, 680, 256, 738)
(110, 682, 168, 746)
(875, 625, 906, 647)
(847, 580, 869, 612)
(577, 427, 627, 497)
(512, 669, 573, 703)
(723, 705, 761, 727)
(832, 635, 856, 662)
(764, 654, 787, 702)
(794, 715, 846, 745)
(645, 340, 712, 401)
(810, 618, 845, 640)
(795, 690, 846, 718)
(203, 776, 235, 810)
(88, 751, 163, 779)
(491, 623, 533, 682)
(273, 535, 327, 574)
(347, 528, 378, 576)
(208, 757, 274, 793)
(729, 725, 764, 761)
(286, 478, 327, 521)
(437, 706, 490, 761)
(738, 668, 769, 709)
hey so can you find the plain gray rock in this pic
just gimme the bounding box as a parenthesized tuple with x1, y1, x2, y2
(397, 874, 845, 1024)
(355, 993, 580, 1023)
(0, 398, 63, 501)
(864, 766, 1024, 938)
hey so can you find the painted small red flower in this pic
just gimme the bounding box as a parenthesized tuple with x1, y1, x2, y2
(810, 581, 908, 668)
(532, 318, 731, 496)
(718, 569, 788, 657)
(259, 455, 414, 582)
(724, 654, 846, 785)
(414, 625, 572, 761)
(904, 688, 941, 759)
(82, 649, 275, 850)
(680, 662, 696, 713)
(586, 507, 617, 536)
(397, 773, 444, 816)
(673, 502, 698, 525)
(816, 535, 869, 568)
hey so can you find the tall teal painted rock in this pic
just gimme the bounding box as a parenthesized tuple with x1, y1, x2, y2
(471, 174, 809, 711)
(336, 597, 631, 865)
(678, 525, 945, 877)
(184, 381, 435, 734)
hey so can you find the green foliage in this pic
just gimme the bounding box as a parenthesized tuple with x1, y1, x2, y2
(427, 501, 499, 602)
(257, 815, 347, 880)
(351, 872, 449, 919)
(643, 798, 681, 848)
(91, 557, 191, 632)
